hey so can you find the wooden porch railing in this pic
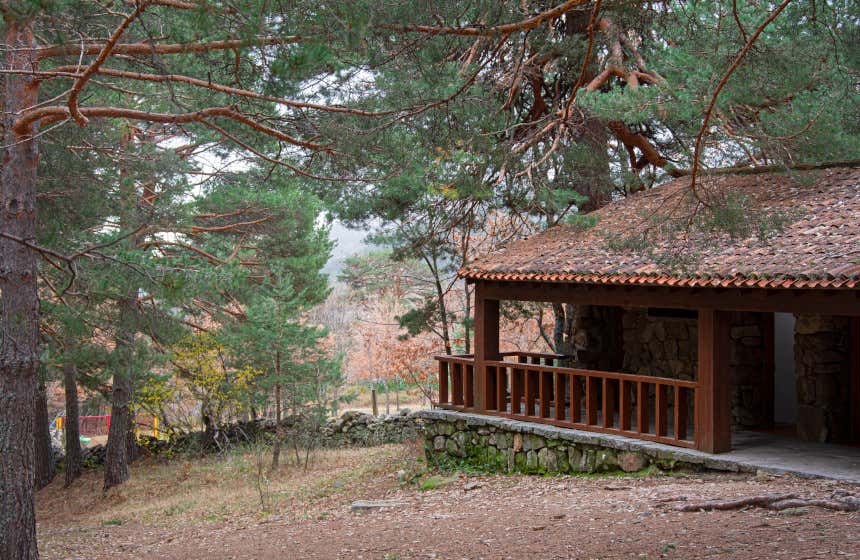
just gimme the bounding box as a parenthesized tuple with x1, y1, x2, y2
(435, 351, 697, 448)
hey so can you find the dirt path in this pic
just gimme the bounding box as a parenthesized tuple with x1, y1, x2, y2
(38, 446, 860, 559)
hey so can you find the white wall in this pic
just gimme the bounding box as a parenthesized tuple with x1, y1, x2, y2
(774, 313, 797, 425)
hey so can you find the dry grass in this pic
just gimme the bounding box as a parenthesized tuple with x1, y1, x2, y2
(36, 440, 860, 559)
(37, 443, 414, 530)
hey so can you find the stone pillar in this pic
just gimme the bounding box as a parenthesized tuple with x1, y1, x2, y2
(621, 308, 697, 379)
(728, 312, 773, 429)
(794, 314, 851, 442)
(570, 305, 623, 371)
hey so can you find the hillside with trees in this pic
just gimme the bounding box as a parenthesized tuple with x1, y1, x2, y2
(1, 0, 858, 558)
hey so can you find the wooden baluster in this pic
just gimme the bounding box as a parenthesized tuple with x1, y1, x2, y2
(656, 384, 668, 437)
(554, 372, 565, 422)
(496, 366, 508, 413)
(637, 382, 649, 433)
(602, 378, 616, 429)
(438, 361, 449, 405)
(586, 376, 599, 425)
(570, 375, 582, 423)
(541, 371, 555, 418)
(675, 386, 688, 441)
(512, 366, 524, 415)
(619, 380, 632, 431)
(465, 364, 474, 408)
(452, 363, 463, 406)
(525, 369, 537, 417)
(539, 370, 551, 418)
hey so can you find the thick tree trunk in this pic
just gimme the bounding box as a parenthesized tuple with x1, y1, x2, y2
(104, 367, 133, 490)
(565, 11, 612, 213)
(63, 363, 83, 486)
(125, 418, 139, 463)
(34, 379, 55, 490)
(104, 298, 137, 491)
(0, 16, 41, 560)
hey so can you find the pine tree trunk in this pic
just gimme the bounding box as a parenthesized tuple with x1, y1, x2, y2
(34, 379, 55, 490)
(104, 368, 133, 490)
(126, 417, 139, 463)
(63, 363, 83, 487)
(0, 16, 41, 560)
(271, 380, 282, 471)
(104, 299, 136, 491)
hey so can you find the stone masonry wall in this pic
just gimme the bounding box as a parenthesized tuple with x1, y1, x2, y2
(420, 410, 748, 475)
(795, 314, 851, 442)
(621, 309, 697, 380)
(620, 309, 770, 429)
(729, 312, 771, 429)
(58, 410, 423, 469)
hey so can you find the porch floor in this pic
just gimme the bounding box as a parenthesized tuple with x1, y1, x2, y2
(728, 430, 860, 483)
(421, 409, 860, 482)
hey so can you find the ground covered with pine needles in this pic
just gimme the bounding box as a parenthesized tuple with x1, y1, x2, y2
(37, 441, 860, 559)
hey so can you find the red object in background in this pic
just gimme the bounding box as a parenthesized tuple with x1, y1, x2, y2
(78, 415, 110, 436)
(61, 414, 155, 436)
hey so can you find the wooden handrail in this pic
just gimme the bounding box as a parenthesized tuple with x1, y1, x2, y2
(485, 359, 698, 389)
(433, 354, 476, 365)
(500, 350, 569, 360)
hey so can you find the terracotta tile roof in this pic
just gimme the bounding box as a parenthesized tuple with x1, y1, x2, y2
(461, 166, 860, 289)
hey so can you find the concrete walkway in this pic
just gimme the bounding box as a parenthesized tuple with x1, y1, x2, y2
(727, 430, 860, 483)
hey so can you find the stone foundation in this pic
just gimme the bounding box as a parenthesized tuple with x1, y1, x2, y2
(418, 409, 747, 475)
(795, 314, 852, 442)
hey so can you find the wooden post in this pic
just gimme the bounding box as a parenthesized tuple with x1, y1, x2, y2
(473, 282, 500, 411)
(696, 309, 732, 453)
(850, 317, 860, 442)
(371, 386, 378, 417)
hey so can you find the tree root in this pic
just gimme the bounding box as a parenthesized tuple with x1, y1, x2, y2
(668, 491, 860, 513)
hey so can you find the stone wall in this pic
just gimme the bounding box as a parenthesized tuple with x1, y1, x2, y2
(795, 314, 852, 442)
(569, 305, 624, 371)
(621, 308, 697, 380)
(57, 410, 423, 469)
(620, 309, 770, 429)
(420, 409, 751, 474)
(729, 312, 771, 429)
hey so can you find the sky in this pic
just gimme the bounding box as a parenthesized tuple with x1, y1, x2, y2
(322, 220, 373, 279)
